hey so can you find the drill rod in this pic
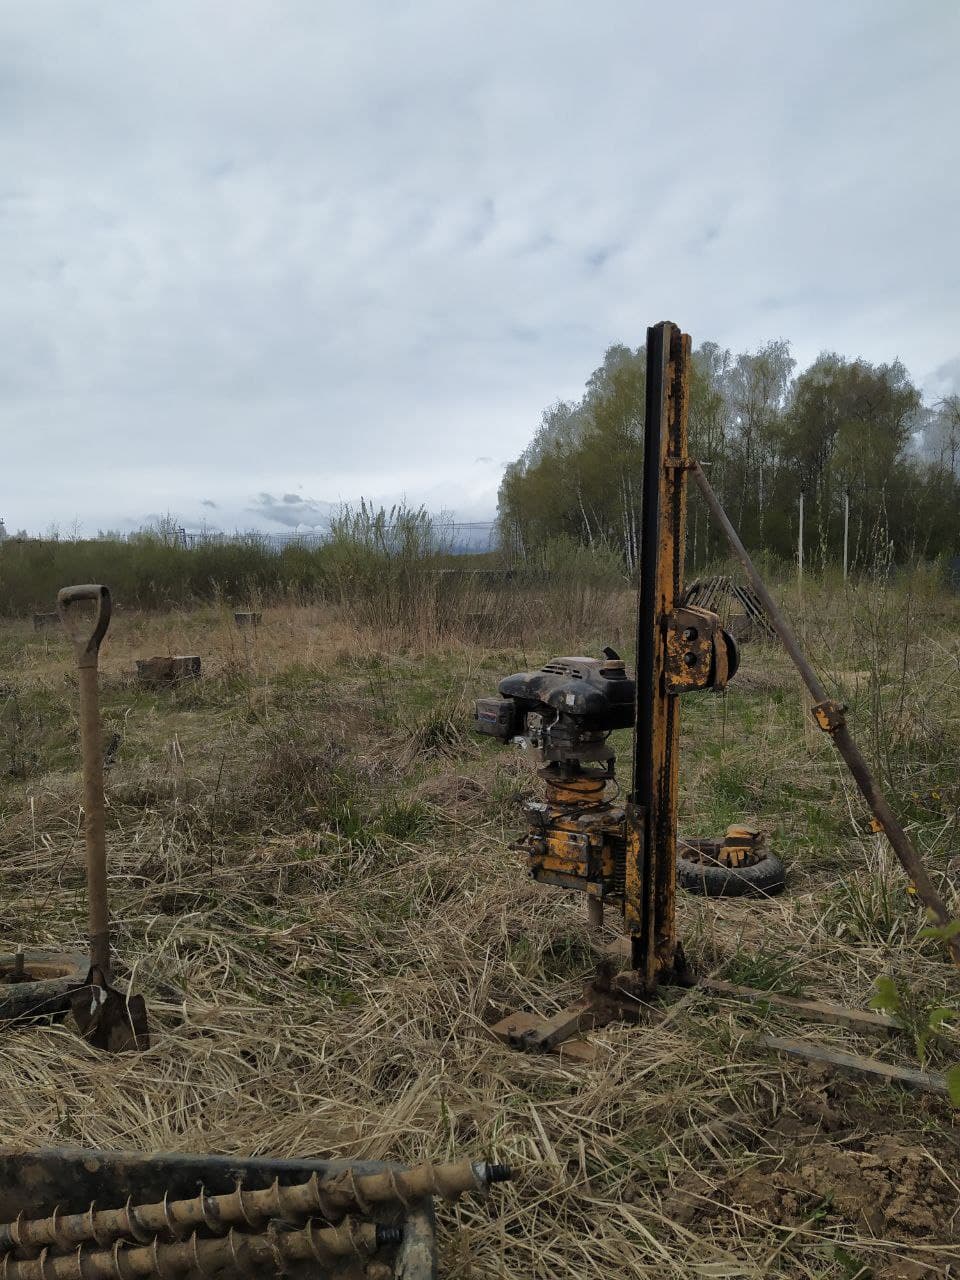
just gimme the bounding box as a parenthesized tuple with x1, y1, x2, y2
(0, 1160, 510, 1254)
(690, 460, 960, 967)
(0, 1220, 389, 1280)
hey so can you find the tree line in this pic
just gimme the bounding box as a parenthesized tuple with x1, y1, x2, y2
(497, 338, 960, 575)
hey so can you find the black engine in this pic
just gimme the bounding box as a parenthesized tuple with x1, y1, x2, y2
(473, 647, 634, 769)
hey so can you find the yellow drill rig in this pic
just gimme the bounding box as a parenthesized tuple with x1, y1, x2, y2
(475, 321, 784, 1051)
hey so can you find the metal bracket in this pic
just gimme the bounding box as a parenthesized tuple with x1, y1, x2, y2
(489, 959, 650, 1058)
(811, 698, 847, 733)
(664, 606, 738, 693)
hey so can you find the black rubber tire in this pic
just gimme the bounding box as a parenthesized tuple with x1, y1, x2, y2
(677, 851, 786, 898)
(0, 949, 88, 1023)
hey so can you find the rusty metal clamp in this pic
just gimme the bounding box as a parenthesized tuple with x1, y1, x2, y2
(811, 699, 847, 734)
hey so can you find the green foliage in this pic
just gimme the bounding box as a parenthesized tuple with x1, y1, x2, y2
(0, 525, 285, 614)
(867, 975, 901, 1014)
(498, 344, 648, 569)
(498, 336, 960, 573)
(919, 918, 960, 943)
(824, 869, 912, 947)
(375, 798, 433, 842)
(0, 502, 464, 618)
(721, 947, 803, 994)
(868, 975, 958, 1072)
(532, 534, 625, 584)
(831, 1245, 873, 1279)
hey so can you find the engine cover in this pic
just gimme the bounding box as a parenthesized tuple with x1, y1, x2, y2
(496, 650, 635, 732)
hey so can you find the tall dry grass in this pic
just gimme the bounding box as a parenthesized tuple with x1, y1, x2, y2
(1, 568, 959, 1277)
(0, 504, 630, 620)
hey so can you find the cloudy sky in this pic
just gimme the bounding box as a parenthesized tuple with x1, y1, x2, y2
(2, 1, 958, 535)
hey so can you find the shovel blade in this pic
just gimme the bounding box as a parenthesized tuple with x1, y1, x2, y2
(71, 984, 150, 1052)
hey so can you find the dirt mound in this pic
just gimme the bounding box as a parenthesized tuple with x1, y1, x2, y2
(414, 771, 487, 808)
(726, 1134, 956, 1239)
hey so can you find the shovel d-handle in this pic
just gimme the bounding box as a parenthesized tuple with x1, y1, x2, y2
(58, 584, 112, 978)
(57, 584, 111, 669)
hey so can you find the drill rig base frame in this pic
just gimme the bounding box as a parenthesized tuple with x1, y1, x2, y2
(489, 950, 695, 1061)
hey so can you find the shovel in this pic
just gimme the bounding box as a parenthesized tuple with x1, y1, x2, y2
(58, 584, 149, 1052)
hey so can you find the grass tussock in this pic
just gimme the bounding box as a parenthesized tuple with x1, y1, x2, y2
(0, 569, 959, 1277)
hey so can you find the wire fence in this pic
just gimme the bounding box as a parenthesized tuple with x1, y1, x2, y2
(179, 521, 499, 553)
(0, 521, 500, 554)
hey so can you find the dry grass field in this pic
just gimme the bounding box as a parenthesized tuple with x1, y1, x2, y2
(1, 572, 959, 1279)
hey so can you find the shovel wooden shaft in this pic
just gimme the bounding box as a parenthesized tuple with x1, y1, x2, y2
(78, 663, 110, 978)
(56, 583, 149, 1052)
(57, 584, 113, 981)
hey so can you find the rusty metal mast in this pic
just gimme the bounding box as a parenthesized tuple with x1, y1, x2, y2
(626, 320, 692, 983)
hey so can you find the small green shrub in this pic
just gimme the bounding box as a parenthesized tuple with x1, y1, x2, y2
(375, 798, 433, 842)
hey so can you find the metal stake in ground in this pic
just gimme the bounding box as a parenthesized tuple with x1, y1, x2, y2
(689, 463, 960, 969)
(57, 585, 150, 1050)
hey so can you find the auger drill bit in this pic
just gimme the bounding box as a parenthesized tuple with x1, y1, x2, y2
(0, 1159, 511, 1255)
(0, 1219, 398, 1280)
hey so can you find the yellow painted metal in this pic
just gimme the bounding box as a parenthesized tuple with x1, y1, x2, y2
(625, 323, 691, 985)
(664, 605, 734, 692)
(526, 779, 625, 903)
(544, 774, 608, 806)
(519, 324, 735, 993)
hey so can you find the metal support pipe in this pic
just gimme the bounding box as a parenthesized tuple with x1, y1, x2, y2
(690, 461, 960, 967)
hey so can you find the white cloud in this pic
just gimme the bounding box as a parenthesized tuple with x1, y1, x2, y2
(1, 0, 958, 533)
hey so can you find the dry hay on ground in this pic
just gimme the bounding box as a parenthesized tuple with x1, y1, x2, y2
(0, 605, 959, 1278)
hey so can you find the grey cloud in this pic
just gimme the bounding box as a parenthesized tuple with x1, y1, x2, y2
(584, 246, 618, 271)
(249, 492, 334, 529)
(1, 1, 958, 534)
(201, 498, 218, 508)
(928, 357, 960, 398)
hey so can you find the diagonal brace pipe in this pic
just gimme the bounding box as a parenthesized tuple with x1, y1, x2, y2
(690, 460, 960, 969)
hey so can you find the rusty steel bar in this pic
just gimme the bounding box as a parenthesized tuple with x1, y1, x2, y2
(0, 1160, 509, 1255)
(690, 461, 960, 967)
(0, 1220, 392, 1280)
